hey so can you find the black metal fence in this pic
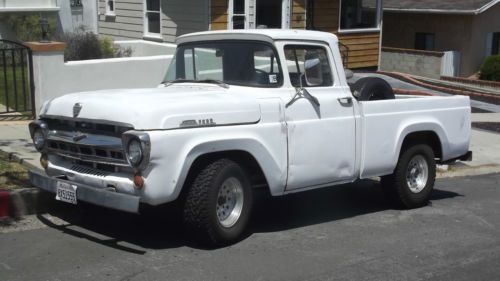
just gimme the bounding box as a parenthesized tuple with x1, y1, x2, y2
(0, 40, 35, 118)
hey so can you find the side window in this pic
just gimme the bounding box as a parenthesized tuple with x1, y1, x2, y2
(284, 45, 333, 87)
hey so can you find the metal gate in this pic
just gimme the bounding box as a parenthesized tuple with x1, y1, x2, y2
(0, 40, 35, 119)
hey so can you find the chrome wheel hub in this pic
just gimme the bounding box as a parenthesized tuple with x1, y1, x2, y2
(406, 155, 429, 193)
(216, 177, 244, 228)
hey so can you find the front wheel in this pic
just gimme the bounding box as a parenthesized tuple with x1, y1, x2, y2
(183, 159, 253, 246)
(381, 144, 436, 209)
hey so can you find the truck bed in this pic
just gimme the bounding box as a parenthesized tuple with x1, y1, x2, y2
(359, 95, 471, 178)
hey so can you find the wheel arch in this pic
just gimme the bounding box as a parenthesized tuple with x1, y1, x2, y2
(184, 150, 269, 189)
(397, 129, 444, 161)
(173, 139, 286, 201)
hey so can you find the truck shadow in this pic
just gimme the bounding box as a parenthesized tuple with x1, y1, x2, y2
(37, 179, 461, 252)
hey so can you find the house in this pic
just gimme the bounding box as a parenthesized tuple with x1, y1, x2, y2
(382, 0, 500, 77)
(98, 0, 383, 69)
(0, 0, 98, 41)
(0, 0, 60, 40)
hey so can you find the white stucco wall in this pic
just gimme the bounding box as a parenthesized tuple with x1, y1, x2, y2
(31, 50, 173, 115)
(58, 0, 98, 33)
(114, 40, 177, 56)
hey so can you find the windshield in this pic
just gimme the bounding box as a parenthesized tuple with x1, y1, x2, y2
(164, 41, 283, 88)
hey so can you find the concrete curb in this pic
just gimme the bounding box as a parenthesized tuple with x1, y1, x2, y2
(8, 188, 53, 218)
(437, 164, 500, 179)
(0, 150, 43, 174)
(0, 149, 48, 220)
(0, 188, 53, 221)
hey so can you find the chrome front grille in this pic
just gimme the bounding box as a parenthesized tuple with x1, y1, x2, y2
(42, 118, 133, 169)
(47, 140, 128, 167)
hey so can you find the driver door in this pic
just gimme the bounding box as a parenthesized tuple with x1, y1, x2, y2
(283, 44, 356, 190)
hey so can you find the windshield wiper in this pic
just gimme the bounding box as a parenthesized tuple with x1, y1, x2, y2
(162, 79, 229, 89)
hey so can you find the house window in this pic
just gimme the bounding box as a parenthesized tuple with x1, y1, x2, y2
(231, 0, 246, 29)
(492, 32, 500, 55)
(106, 0, 115, 15)
(145, 0, 161, 36)
(415, 33, 435, 51)
(340, 0, 381, 30)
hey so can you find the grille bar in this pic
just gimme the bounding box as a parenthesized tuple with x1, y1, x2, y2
(43, 118, 133, 137)
(70, 165, 110, 177)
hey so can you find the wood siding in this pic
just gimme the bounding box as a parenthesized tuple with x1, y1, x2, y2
(211, 0, 228, 30)
(338, 33, 380, 68)
(291, 0, 306, 29)
(98, 0, 144, 40)
(98, 0, 208, 43)
(313, 0, 339, 32)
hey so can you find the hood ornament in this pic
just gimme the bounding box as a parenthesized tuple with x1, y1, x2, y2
(73, 103, 82, 118)
(73, 132, 87, 142)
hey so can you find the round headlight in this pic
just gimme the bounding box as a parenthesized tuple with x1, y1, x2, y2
(127, 139, 143, 166)
(33, 129, 46, 151)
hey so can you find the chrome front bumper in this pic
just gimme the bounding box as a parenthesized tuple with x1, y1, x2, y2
(29, 170, 140, 213)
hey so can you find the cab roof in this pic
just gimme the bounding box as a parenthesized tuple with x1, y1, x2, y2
(176, 29, 339, 45)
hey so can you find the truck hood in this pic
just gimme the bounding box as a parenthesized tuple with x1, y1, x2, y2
(40, 84, 261, 130)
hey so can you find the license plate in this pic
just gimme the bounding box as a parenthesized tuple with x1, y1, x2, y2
(55, 181, 78, 205)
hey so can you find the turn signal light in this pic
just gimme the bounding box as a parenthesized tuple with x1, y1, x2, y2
(40, 154, 48, 170)
(133, 172, 144, 189)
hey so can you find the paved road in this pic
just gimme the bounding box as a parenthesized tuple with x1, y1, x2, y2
(1, 174, 500, 281)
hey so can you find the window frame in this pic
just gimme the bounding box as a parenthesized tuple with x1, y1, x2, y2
(143, 0, 162, 40)
(283, 44, 335, 88)
(105, 0, 116, 16)
(338, 0, 382, 34)
(228, 0, 249, 29)
(168, 40, 285, 88)
(492, 32, 500, 55)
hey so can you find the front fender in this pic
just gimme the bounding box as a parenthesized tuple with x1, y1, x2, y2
(143, 124, 287, 205)
(179, 138, 287, 195)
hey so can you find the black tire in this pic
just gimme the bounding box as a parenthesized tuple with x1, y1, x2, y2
(351, 77, 395, 101)
(381, 144, 436, 209)
(183, 158, 253, 246)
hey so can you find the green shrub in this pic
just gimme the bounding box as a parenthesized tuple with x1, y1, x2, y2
(63, 29, 102, 61)
(2, 14, 58, 42)
(479, 55, 500, 82)
(100, 37, 115, 58)
(99, 37, 132, 58)
(62, 30, 132, 61)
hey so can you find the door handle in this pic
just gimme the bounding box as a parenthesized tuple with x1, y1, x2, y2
(337, 97, 353, 105)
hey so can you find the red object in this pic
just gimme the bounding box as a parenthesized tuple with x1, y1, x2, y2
(133, 173, 144, 189)
(0, 190, 10, 219)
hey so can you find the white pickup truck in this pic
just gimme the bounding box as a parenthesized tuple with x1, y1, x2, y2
(29, 30, 471, 245)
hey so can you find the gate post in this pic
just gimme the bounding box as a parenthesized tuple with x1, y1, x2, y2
(24, 42, 66, 117)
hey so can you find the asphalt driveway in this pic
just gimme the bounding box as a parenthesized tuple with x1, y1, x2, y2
(1, 173, 500, 281)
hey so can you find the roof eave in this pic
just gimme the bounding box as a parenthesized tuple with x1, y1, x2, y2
(0, 7, 60, 13)
(384, 8, 477, 15)
(383, 0, 499, 15)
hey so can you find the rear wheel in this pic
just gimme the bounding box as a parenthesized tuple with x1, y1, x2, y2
(381, 144, 436, 209)
(183, 159, 253, 246)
